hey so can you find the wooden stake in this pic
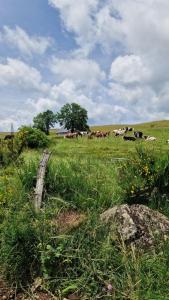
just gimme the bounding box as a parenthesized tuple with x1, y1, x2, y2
(34, 150, 51, 212)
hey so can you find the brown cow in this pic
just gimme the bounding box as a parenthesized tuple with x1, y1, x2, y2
(65, 131, 82, 139)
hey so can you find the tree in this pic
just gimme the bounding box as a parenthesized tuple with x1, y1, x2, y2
(33, 110, 57, 135)
(57, 103, 89, 132)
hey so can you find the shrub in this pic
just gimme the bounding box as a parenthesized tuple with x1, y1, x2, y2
(119, 146, 169, 210)
(17, 126, 49, 149)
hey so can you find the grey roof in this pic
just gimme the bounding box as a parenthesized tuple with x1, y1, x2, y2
(56, 126, 70, 134)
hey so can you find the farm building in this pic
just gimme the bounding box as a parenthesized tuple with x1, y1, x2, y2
(56, 126, 70, 136)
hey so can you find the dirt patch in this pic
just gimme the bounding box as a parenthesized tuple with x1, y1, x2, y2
(55, 210, 86, 233)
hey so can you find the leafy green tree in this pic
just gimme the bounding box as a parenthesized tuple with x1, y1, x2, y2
(57, 103, 89, 132)
(33, 110, 57, 135)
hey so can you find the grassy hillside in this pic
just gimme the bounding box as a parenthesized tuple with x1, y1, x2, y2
(1, 121, 169, 299)
(92, 119, 169, 131)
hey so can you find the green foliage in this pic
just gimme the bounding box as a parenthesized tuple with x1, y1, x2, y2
(0, 170, 22, 223)
(17, 126, 49, 148)
(18, 159, 39, 192)
(119, 146, 157, 205)
(119, 146, 169, 209)
(0, 161, 39, 284)
(0, 208, 39, 285)
(31, 215, 169, 299)
(0, 138, 23, 167)
(57, 102, 89, 132)
(33, 110, 57, 135)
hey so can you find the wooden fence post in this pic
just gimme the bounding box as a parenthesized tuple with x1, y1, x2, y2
(34, 150, 51, 212)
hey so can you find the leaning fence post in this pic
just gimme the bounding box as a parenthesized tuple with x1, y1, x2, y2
(34, 149, 51, 212)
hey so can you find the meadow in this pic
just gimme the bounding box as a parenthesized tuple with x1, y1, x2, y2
(50, 120, 169, 159)
(1, 121, 169, 299)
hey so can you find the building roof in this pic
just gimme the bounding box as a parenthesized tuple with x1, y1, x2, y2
(56, 126, 70, 134)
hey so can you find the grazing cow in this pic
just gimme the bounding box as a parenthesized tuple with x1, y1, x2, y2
(126, 127, 133, 132)
(80, 131, 88, 136)
(123, 136, 136, 141)
(102, 131, 110, 137)
(95, 131, 106, 138)
(113, 128, 126, 133)
(4, 134, 14, 140)
(144, 136, 156, 141)
(75, 131, 83, 137)
(90, 130, 110, 138)
(100, 131, 110, 137)
(114, 129, 126, 136)
(95, 132, 102, 138)
(134, 131, 143, 138)
(90, 131, 97, 137)
(65, 132, 80, 139)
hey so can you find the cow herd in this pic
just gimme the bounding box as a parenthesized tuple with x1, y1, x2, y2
(1, 129, 157, 143)
(64, 127, 157, 142)
(112, 127, 157, 142)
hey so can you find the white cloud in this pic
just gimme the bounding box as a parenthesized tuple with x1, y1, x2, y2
(110, 55, 151, 84)
(50, 57, 105, 87)
(51, 0, 169, 59)
(0, 58, 49, 92)
(27, 97, 56, 114)
(28, 78, 129, 125)
(95, 4, 124, 53)
(49, 0, 98, 53)
(0, 26, 52, 56)
(0, 107, 34, 132)
(3, 0, 169, 131)
(0, 117, 18, 132)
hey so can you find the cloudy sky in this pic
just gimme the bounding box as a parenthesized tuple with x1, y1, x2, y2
(0, 0, 169, 131)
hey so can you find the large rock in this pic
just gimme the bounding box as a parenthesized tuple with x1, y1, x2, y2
(100, 204, 169, 247)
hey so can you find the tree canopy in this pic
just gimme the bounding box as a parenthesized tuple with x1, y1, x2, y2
(57, 103, 89, 132)
(33, 110, 57, 135)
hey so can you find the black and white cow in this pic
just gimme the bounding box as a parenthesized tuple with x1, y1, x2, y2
(123, 136, 136, 141)
(134, 131, 143, 138)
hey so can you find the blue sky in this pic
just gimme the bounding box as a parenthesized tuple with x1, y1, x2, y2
(0, 0, 169, 131)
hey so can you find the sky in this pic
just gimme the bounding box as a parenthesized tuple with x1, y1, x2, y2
(0, 0, 169, 131)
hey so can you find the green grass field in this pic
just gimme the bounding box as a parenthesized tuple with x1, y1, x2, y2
(1, 120, 169, 299)
(48, 120, 169, 161)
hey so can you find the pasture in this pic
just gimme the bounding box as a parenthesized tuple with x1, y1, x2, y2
(1, 120, 169, 299)
(49, 120, 169, 160)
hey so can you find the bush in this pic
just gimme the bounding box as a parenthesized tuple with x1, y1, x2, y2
(17, 126, 49, 149)
(119, 146, 169, 210)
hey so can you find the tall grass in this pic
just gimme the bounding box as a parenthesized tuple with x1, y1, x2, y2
(46, 157, 121, 211)
(32, 215, 169, 299)
(1, 141, 169, 298)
